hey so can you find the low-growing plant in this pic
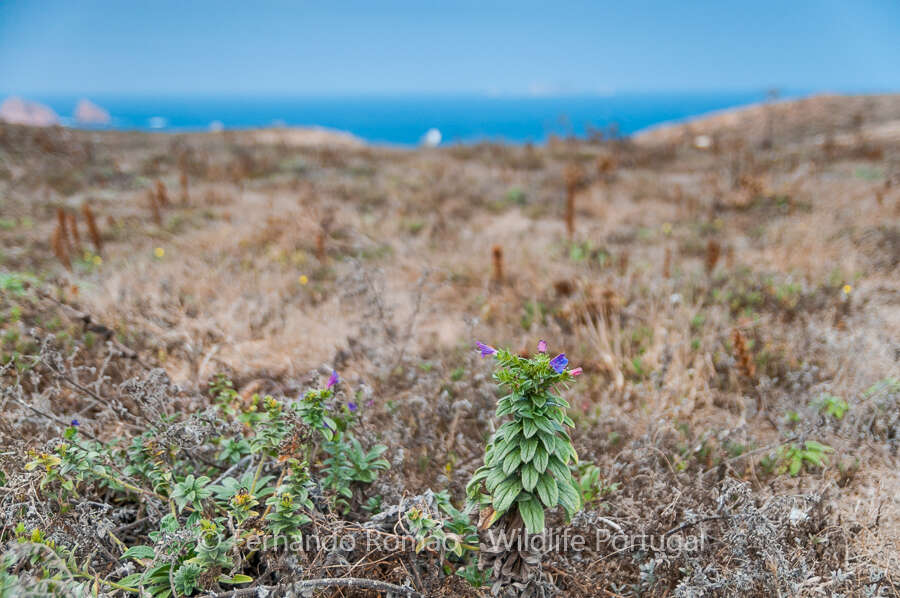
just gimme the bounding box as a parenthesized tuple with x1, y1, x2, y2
(764, 439, 834, 476)
(5, 370, 390, 596)
(574, 462, 620, 506)
(815, 394, 849, 420)
(467, 340, 583, 534)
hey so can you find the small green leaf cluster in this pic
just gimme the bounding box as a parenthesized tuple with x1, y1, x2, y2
(467, 347, 582, 534)
(765, 440, 834, 476)
(298, 385, 338, 440)
(398, 491, 481, 584)
(322, 436, 389, 513)
(814, 394, 849, 420)
(573, 462, 620, 506)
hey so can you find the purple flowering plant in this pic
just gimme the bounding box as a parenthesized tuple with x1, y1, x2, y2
(467, 341, 582, 534)
(298, 376, 340, 441)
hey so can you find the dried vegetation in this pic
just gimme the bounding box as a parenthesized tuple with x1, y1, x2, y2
(1, 94, 899, 596)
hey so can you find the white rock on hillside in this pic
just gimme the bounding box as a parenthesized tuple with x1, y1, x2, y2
(0, 96, 59, 127)
(74, 98, 111, 125)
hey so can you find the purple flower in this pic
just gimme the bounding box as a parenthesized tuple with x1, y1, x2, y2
(549, 353, 568, 373)
(347, 401, 358, 412)
(476, 341, 497, 358)
(70, 419, 80, 427)
(570, 367, 583, 377)
(537, 339, 547, 353)
(327, 370, 340, 388)
(365, 399, 374, 408)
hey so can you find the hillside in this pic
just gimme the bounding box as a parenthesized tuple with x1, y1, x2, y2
(1, 94, 898, 597)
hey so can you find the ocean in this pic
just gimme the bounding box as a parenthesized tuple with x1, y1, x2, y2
(20, 91, 797, 145)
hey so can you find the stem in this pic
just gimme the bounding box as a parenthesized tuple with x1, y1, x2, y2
(249, 457, 266, 494)
(94, 471, 166, 502)
(259, 466, 288, 522)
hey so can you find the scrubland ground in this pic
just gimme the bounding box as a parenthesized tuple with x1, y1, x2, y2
(1, 94, 899, 597)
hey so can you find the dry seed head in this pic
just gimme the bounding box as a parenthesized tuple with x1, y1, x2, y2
(66, 212, 80, 247)
(563, 163, 583, 238)
(491, 244, 504, 283)
(51, 223, 71, 271)
(565, 192, 575, 239)
(731, 328, 756, 379)
(596, 153, 617, 176)
(56, 207, 69, 246)
(315, 229, 326, 261)
(82, 202, 103, 253)
(705, 239, 721, 275)
(618, 251, 629, 276)
(180, 170, 189, 204)
(155, 179, 169, 207)
(148, 189, 162, 226)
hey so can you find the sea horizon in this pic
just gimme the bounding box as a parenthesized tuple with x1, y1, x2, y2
(0, 89, 861, 145)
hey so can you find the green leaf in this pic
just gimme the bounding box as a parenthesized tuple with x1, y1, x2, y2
(121, 545, 156, 560)
(502, 447, 521, 475)
(219, 574, 253, 584)
(496, 421, 519, 441)
(557, 479, 581, 518)
(520, 463, 539, 492)
(493, 477, 522, 513)
(467, 467, 490, 495)
(495, 437, 517, 461)
(518, 495, 546, 534)
(533, 445, 549, 473)
(538, 431, 556, 455)
(496, 399, 515, 417)
(522, 418, 538, 438)
(486, 467, 508, 493)
(535, 473, 559, 508)
(533, 416, 557, 436)
(545, 455, 569, 481)
(520, 438, 538, 463)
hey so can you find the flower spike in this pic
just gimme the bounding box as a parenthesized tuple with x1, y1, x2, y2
(549, 353, 568, 373)
(476, 341, 497, 358)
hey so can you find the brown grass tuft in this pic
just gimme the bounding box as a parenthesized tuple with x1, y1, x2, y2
(731, 328, 756, 379)
(82, 202, 103, 253)
(662, 246, 672, 278)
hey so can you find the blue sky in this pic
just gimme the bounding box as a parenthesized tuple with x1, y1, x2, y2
(1, 0, 898, 96)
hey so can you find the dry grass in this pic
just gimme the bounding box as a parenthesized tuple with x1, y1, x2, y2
(1, 94, 899, 597)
